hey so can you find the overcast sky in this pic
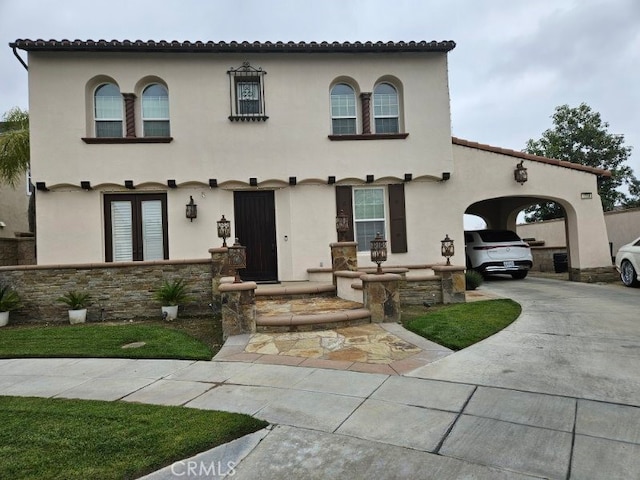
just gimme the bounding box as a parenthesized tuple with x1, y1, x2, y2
(1, 0, 638, 187)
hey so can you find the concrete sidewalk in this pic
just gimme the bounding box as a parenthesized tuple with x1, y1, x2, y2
(1, 277, 640, 478)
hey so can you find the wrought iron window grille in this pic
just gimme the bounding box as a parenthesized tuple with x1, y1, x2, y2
(228, 62, 268, 122)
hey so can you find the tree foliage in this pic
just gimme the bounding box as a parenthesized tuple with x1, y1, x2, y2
(524, 103, 638, 221)
(0, 107, 30, 188)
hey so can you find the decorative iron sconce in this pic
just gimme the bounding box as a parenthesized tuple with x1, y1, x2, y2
(227, 238, 247, 283)
(370, 232, 388, 274)
(514, 161, 528, 185)
(185, 196, 197, 222)
(336, 209, 350, 242)
(217, 215, 231, 247)
(441, 234, 455, 265)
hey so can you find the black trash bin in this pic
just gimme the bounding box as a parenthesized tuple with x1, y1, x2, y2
(553, 253, 568, 273)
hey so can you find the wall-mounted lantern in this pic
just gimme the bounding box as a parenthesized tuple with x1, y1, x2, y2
(441, 234, 455, 265)
(217, 215, 231, 247)
(227, 238, 247, 283)
(514, 161, 528, 185)
(370, 232, 387, 274)
(336, 209, 350, 242)
(185, 196, 198, 222)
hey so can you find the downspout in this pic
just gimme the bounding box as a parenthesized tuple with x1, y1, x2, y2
(12, 46, 28, 71)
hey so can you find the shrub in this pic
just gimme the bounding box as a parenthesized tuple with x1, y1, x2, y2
(154, 278, 193, 306)
(57, 291, 91, 310)
(465, 270, 484, 290)
(0, 284, 22, 312)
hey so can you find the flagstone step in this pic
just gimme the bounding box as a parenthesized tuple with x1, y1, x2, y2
(255, 282, 336, 300)
(255, 296, 371, 332)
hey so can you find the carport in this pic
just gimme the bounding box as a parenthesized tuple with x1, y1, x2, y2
(451, 138, 614, 282)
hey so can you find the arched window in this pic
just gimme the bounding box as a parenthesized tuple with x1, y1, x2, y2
(330, 83, 357, 135)
(142, 84, 170, 137)
(94, 83, 123, 137)
(373, 83, 399, 134)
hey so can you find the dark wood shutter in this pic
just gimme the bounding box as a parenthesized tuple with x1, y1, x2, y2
(388, 183, 408, 253)
(335, 185, 354, 241)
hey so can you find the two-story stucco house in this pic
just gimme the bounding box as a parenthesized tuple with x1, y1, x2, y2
(9, 39, 614, 282)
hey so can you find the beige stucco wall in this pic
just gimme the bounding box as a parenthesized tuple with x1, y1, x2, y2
(517, 207, 640, 256)
(452, 144, 612, 270)
(0, 173, 30, 238)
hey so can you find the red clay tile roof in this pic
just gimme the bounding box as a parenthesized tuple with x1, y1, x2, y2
(452, 137, 611, 177)
(10, 39, 456, 53)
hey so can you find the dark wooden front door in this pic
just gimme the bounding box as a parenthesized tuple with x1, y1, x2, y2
(234, 191, 278, 282)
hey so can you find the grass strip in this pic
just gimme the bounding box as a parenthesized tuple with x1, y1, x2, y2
(0, 396, 267, 480)
(405, 299, 521, 350)
(0, 324, 212, 360)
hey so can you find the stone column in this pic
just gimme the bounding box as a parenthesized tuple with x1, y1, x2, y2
(432, 265, 466, 304)
(219, 282, 257, 340)
(361, 273, 401, 323)
(330, 241, 359, 285)
(122, 93, 137, 138)
(209, 247, 232, 303)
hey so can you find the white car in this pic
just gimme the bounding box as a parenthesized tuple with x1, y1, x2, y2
(615, 236, 640, 287)
(465, 229, 533, 279)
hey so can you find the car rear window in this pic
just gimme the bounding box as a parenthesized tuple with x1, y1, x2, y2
(477, 230, 522, 242)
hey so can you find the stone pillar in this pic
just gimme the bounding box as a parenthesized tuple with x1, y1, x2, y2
(122, 93, 137, 138)
(361, 273, 401, 323)
(360, 92, 372, 134)
(209, 247, 232, 303)
(432, 265, 466, 304)
(330, 241, 359, 285)
(219, 282, 257, 340)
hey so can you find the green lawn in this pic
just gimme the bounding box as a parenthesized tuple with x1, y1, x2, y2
(0, 323, 213, 360)
(405, 299, 521, 350)
(0, 396, 268, 480)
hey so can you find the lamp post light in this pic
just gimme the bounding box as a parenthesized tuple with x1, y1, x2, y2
(336, 209, 350, 242)
(441, 234, 455, 266)
(227, 238, 246, 283)
(514, 161, 528, 185)
(217, 215, 231, 247)
(185, 196, 198, 221)
(370, 232, 387, 274)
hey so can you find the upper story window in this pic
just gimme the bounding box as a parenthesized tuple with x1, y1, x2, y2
(373, 83, 399, 134)
(228, 62, 268, 121)
(330, 83, 357, 135)
(142, 84, 170, 137)
(94, 83, 123, 137)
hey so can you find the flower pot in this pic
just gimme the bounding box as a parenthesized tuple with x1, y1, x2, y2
(0, 311, 9, 327)
(162, 305, 179, 321)
(68, 308, 87, 324)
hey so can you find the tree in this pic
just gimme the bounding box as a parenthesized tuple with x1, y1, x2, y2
(524, 103, 638, 222)
(0, 107, 30, 187)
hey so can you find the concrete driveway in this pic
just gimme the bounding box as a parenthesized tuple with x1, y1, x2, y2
(409, 276, 640, 407)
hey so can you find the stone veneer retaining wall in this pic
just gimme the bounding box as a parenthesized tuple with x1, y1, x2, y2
(0, 259, 213, 323)
(530, 246, 567, 273)
(399, 276, 443, 305)
(0, 236, 36, 266)
(569, 266, 618, 283)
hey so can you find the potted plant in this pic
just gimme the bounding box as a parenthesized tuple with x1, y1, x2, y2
(57, 291, 91, 324)
(153, 278, 192, 321)
(0, 284, 22, 327)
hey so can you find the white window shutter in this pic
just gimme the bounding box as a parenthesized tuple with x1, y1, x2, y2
(141, 200, 164, 261)
(111, 201, 133, 261)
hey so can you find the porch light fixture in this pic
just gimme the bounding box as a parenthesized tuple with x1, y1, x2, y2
(370, 232, 387, 274)
(336, 209, 350, 242)
(35, 182, 49, 191)
(581, 192, 593, 200)
(209, 178, 218, 188)
(167, 179, 177, 188)
(125, 180, 135, 189)
(185, 196, 197, 222)
(227, 238, 247, 283)
(514, 161, 528, 185)
(441, 234, 455, 265)
(80, 181, 92, 190)
(217, 215, 231, 247)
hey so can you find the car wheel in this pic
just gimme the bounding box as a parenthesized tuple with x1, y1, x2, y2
(511, 271, 528, 280)
(620, 260, 640, 287)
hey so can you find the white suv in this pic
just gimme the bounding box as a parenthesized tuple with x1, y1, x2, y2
(465, 230, 533, 279)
